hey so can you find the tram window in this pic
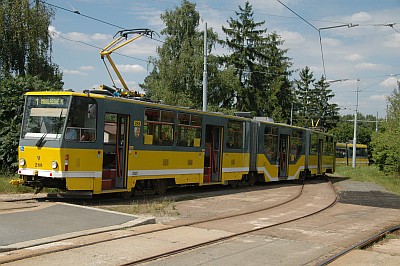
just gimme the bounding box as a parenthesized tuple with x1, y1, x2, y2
(227, 120, 244, 149)
(144, 108, 174, 145)
(103, 114, 117, 143)
(324, 136, 333, 155)
(264, 126, 278, 163)
(65, 97, 97, 142)
(310, 134, 318, 155)
(21, 96, 70, 140)
(290, 130, 303, 162)
(177, 113, 202, 147)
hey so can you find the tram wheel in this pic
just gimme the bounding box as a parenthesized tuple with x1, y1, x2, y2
(248, 174, 256, 186)
(119, 191, 133, 199)
(154, 179, 168, 195)
(230, 180, 239, 188)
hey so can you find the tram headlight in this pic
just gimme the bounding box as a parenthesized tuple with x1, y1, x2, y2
(51, 161, 58, 169)
(19, 158, 26, 166)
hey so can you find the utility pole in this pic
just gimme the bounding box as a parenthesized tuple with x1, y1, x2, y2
(352, 79, 360, 168)
(376, 111, 378, 132)
(202, 22, 208, 112)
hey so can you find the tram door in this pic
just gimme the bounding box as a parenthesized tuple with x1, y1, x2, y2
(204, 125, 223, 183)
(317, 139, 323, 175)
(278, 134, 289, 179)
(102, 113, 129, 190)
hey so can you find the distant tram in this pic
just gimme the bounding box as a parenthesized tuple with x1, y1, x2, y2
(15, 90, 335, 197)
(335, 142, 369, 166)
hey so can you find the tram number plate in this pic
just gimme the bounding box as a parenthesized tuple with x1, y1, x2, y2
(134, 120, 141, 127)
(35, 163, 43, 167)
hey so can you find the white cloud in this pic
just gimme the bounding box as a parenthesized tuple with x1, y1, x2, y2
(79, 66, 95, 71)
(64, 32, 91, 42)
(321, 38, 342, 47)
(63, 69, 88, 76)
(91, 33, 110, 41)
(383, 32, 400, 48)
(355, 62, 387, 70)
(115, 64, 145, 73)
(380, 77, 399, 88)
(280, 31, 306, 46)
(48, 25, 60, 38)
(351, 11, 372, 23)
(344, 53, 364, 61)
(369, 95, 387, 101)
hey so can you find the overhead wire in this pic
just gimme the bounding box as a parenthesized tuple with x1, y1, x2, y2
(44, 0, 398, 92)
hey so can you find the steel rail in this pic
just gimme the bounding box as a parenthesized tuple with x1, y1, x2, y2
(0, 182, 307, 264)
(317, 224, 400, 266)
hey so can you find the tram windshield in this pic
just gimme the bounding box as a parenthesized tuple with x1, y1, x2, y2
(21, 96, 70, 140)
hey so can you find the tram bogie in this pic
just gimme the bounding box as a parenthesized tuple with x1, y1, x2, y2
(14, 91, 335, 197)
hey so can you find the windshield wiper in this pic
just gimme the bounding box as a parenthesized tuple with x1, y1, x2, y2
(36, 132, 48, 147)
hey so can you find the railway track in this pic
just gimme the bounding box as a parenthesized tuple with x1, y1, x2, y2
(1, 179, 337, 265)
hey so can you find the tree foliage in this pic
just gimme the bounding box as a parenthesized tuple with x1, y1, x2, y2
(0, 0, 62, 82)
(141, 0, 221, 109)
(0, 76, 63, 172)
(293, 67, 339, 130)
(220, 1, 293, 121)
(371, 83, 400, 173)
(0, 0, 62, 172)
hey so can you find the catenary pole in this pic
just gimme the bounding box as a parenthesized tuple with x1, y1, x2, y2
(203, 23, 208, 112)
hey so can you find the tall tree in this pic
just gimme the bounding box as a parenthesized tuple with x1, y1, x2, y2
(141, 0, 220, 109)
(220, 2, 293, 119)
(0, 0, 62, 172)
(0, 0, 62, 82)
(311, 76, 340, 130)
(293, 68, 339, 130)
(220, 2, 269, 113)
(293, 66, 315, 127)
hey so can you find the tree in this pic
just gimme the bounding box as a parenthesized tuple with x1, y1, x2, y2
(0, 0, 62, 82)
(220, 2, 293, 120)
(141, 0, 220, 109)
(371, 83, 400, 173)
(293, 68, 339, 130)
(0, 76, 63, 172)
(293, 66, 315, 127)
(311, 76, 340, 130)
(0, 0, 63, 172)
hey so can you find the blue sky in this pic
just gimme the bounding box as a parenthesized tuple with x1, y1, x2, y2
(47, 0, 400, 117)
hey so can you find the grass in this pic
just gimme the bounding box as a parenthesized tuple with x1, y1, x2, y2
(0, 174, 60, 194)
(0, 174, 35, 194)
(334, 165, 400, 195)
(100, 199, 179, 216)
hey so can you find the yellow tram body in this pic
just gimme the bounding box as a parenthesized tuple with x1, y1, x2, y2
(16, 91, 335, 197)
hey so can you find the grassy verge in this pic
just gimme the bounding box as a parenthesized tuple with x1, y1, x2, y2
(100, 199, 179, 216)
(334, 165, 400, 195)
(0, 175, 35, 193)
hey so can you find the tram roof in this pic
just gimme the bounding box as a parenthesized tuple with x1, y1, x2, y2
(24, 90, 334, 136)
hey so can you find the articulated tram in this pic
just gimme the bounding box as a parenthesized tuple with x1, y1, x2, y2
(15, 91, 335, 197)
(335, 142, 369, 166)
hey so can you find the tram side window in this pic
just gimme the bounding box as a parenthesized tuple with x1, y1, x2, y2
(65, 97, 97, 142)
(177, 113, 202, 147)
(310, 134, 318, 155)
(290, 130, 303, 162)
(227, 120, 244, 149)
(143, 108, 174, 145)
(324, 136, 334, 155)
(357, 147, 368, 158)
(264, 126, 278, 163)
(336, 148, 347, 158)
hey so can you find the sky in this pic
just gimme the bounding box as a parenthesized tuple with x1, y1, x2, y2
(47, 0, 400, 117)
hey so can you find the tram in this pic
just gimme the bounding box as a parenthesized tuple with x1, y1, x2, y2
(335, 142, 369, 166)
(13, 90, 335, 197)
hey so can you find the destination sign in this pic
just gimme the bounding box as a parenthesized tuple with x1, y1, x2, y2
(29, 96, 69, 108)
